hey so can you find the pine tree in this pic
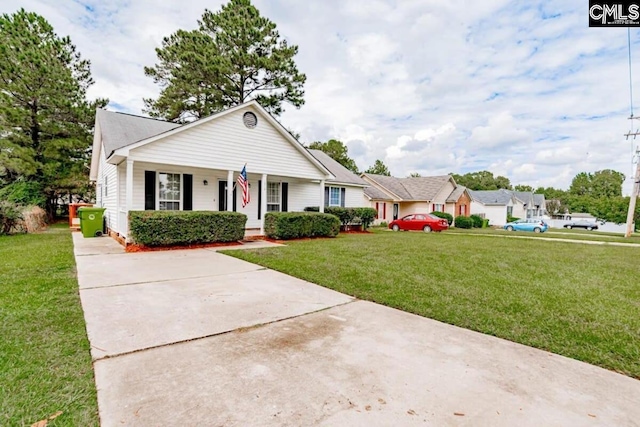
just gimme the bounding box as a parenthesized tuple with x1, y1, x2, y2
(144, 0, 306, 122)
(0, 9, 107, 216)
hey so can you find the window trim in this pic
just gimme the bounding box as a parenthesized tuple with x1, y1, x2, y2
(328, 186, 343, 207)
(157, 172, 183, 211)
(267, 182, 281, 212)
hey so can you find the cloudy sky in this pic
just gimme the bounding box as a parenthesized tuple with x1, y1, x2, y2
(5, 0, 640, 193)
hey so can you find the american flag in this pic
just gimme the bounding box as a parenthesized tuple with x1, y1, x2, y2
(237, 165, 250, 208)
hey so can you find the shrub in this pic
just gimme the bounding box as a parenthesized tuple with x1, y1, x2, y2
(507, 216, 520, 223)
(303, 206, 320, 212)
(0, 180, 46, 207)
(128, 211, 247, 246)
(469, 214, 484, 228)
(379, 221, 388, 228)
(353, 207, 377, 229)
(0, 202, 23, 235)
(431, 211, 453, 225)
(265, 212, 340, 239)
(454, 215, 474, 229)
(325, 207, 354, 227)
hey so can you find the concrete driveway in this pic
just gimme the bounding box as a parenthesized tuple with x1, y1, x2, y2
(73, 233, 640, 426)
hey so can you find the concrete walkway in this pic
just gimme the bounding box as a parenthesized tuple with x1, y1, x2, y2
(73, 233, 640, 426)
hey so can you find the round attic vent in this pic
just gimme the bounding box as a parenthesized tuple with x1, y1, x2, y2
(243, 112, 258, 129)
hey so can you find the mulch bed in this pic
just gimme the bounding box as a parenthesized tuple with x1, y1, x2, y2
(126, 241, 243, 253)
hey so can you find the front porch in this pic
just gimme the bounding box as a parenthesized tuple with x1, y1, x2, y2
(103, 160, 328, 242)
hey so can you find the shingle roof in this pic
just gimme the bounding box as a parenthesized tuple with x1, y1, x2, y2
(364, 185, 393, 200)
(363, 174, 451, 201)
(97, 109, 181, 157)
(533, 194, 545, 207)
(308, 150, 367, 186)
(511, 191, 534, 205)
(469, 189, 514, 205)
(446, 185, 467, 203)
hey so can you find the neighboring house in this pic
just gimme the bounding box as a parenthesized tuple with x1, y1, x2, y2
(90, 100, 368, 242)
(361, 174, 471, 224)
(307, 149, 368, 208)
(469, 189, 524, 226)
(510, 191, 547, 218)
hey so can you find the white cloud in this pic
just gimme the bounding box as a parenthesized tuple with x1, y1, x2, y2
(4, 0, 640, 190)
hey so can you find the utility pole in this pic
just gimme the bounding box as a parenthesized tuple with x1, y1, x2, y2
(624, 117, 640, 237)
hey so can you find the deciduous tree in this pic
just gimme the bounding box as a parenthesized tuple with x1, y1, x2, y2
(144, 0, 306, 122)
(365, 159, 391, 176)
(451, 171, 512, 190)
(308, 139, 359, 173)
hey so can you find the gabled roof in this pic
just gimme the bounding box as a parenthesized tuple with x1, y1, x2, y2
(90, 100, 333, 181)
(364, 185, 393, 200)
(533, 194, 546, 207)
(362, 173, 452, 201)
(446, 185, 468, 203)
(511, 191, 534, 206)
(308, 149, 367, 186)
(469, 189, 514, 206)
(96, 109, 181, 157)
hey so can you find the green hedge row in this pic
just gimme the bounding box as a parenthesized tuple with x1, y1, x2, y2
(454, 215, 474, 229)
(469, 214, 484, 228)
(303, 206, 378, 229)
(265, 212, 340, 239)
(129, 211, 247, 246)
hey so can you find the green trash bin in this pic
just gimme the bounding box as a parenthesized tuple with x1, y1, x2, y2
(78, 207, 106, 237)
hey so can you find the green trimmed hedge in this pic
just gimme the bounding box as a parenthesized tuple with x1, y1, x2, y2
(265, 212, 340, 239)
(129, 211, 247, 246)
(303, 206, 378, 229)
(431, 211, 453, 225)
(454, 215, 474, 229)
(469, 214, 484, 228)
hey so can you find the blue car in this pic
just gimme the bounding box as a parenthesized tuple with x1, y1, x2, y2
(503, 218, 548, 233)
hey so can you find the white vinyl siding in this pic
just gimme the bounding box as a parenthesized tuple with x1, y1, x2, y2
(96, 144, 117, 232)
(129, 106, 326, 181)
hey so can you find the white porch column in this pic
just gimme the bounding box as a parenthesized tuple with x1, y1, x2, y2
(260, 174, 268, 234)
(125, 159, 134, 236)
(226, 170, 234, 212)
(319, 180, 325, 213)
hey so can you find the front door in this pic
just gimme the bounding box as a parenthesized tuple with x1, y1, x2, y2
(218, 181, 237, 211)
(393, 203, 399, 220)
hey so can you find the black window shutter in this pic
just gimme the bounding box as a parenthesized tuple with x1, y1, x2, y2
(218, 181, 226, 211)
(258, 180, 262, 219)
(324, 187, 330, 207)
(144, 171, 156, 210)
(281, 182, 288, 212)
(340, 188, 346, 207)
(183, 174, 193, 210)
(233, 186, 237, 212)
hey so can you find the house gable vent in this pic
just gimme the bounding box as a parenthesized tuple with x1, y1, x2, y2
(243, 112, 258, 129)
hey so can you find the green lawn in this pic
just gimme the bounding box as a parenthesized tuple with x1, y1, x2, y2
(0, 225, 98, 426)
(224, 230, 640, 378)
(448, 226, 640, 244)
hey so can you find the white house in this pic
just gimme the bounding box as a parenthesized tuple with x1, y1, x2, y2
(90, 100, 366, 242)
(469, 189, 523, 226)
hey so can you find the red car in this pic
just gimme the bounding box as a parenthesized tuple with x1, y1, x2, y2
(389, 213, 449, 232)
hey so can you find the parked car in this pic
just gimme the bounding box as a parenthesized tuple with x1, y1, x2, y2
(503, 218, 548, 233)
(389, 213, 449, 232)
(564, 220, 599, 231)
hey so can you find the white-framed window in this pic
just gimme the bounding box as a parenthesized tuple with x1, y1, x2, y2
(159, 172, 181, 210)
(267, 182, 280, 212)
(507, 206, 514, 217)
(433, 203, 444, 212)
(329, 187, 342, 206)
(459, 204, 466, 216)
